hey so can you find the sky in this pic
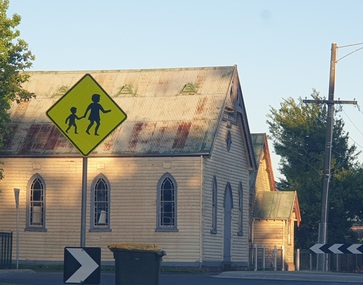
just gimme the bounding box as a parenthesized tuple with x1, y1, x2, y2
(7, 0, 363, 179)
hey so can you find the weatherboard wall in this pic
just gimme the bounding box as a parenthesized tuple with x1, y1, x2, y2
(0, 156, 203, 264)
(202, 114, 251, 266)
(252, 219, 295, 270)
(255, 152, 273, 192)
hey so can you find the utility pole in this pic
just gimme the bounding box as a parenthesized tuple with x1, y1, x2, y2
(303, 43, 357, 271)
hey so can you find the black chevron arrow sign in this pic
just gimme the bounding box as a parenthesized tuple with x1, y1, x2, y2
(310, 243, 363, 254)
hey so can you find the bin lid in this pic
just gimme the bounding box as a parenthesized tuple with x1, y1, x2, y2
(108, 243, 166, 255)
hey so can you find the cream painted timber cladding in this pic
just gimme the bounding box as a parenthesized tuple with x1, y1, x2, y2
(252, 219, 295, 269)
(202, 116, 251, 264)
(255, 152, 272, 192)
(252, 220, 284, 247)
(250, 133, 301, 271)
(0, 156, 202, 262)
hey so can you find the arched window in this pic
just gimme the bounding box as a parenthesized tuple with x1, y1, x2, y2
(211, 175, 218, 234)
(26, 174, 46, 231)
(90, 174, 111, 231)
(156, 173, 178, 231)
(238, 182, 244, 236)
(224, 182, 233, 262)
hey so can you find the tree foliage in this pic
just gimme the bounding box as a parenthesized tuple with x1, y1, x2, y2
(0, 0, 35, 178)
(267, 90, 363, 248)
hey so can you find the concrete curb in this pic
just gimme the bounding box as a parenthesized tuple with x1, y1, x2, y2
(215, 270, 363, 283)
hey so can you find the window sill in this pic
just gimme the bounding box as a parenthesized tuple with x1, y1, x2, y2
(25, 227, 47, 232)
(89, 228, 112, 232)
(155, 228, 179, 232)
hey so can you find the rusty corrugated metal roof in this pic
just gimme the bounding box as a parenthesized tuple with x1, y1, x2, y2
(1, 66, 237, 156)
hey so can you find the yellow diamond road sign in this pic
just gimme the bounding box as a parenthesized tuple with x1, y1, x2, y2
(47, 74, 127, 156)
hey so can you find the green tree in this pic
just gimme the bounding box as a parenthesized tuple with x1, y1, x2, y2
(0, 0, 35, 178)
(267, 90, 362, 249)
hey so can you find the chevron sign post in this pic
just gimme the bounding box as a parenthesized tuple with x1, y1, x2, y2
(310, 244, 363, 254)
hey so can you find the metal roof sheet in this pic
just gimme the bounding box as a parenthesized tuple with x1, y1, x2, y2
(1, 66, 236, 156)
(253, 191, 298, 221)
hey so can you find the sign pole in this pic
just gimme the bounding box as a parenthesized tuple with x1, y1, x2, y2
(46, 73, 127, 247)
(81, 157, 87, 247)
(13, 188, 20, 269)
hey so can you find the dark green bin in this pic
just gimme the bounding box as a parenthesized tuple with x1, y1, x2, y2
(109, 244, 166, 285)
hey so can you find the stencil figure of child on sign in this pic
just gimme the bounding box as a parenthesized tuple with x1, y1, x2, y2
(65, 106, 81, 134)
(83, 93, 111, 136)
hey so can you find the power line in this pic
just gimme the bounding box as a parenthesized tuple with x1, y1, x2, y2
(336, 42, 363, 62)
(337, 47, 363, 63)
(338, 106, 363, 151)
(348, 136, 363, 150)
(340, 107, 363, 136)
(338, 42, 363, 48)
(355, 104, 363, 116)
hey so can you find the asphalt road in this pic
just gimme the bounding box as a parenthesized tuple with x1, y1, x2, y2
(0, 270, 363, 285)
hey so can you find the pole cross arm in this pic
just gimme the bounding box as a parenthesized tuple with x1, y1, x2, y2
(334, 100, 357, 105)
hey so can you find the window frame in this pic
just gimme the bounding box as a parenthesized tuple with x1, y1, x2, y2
(237, 182, 244, 236)
(226, 130, 232, 152)
(26, 174, 47, 232)
(210, 175, 218, 234)
(156, 173, 178, 232)
(90, 174, 111, 232)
